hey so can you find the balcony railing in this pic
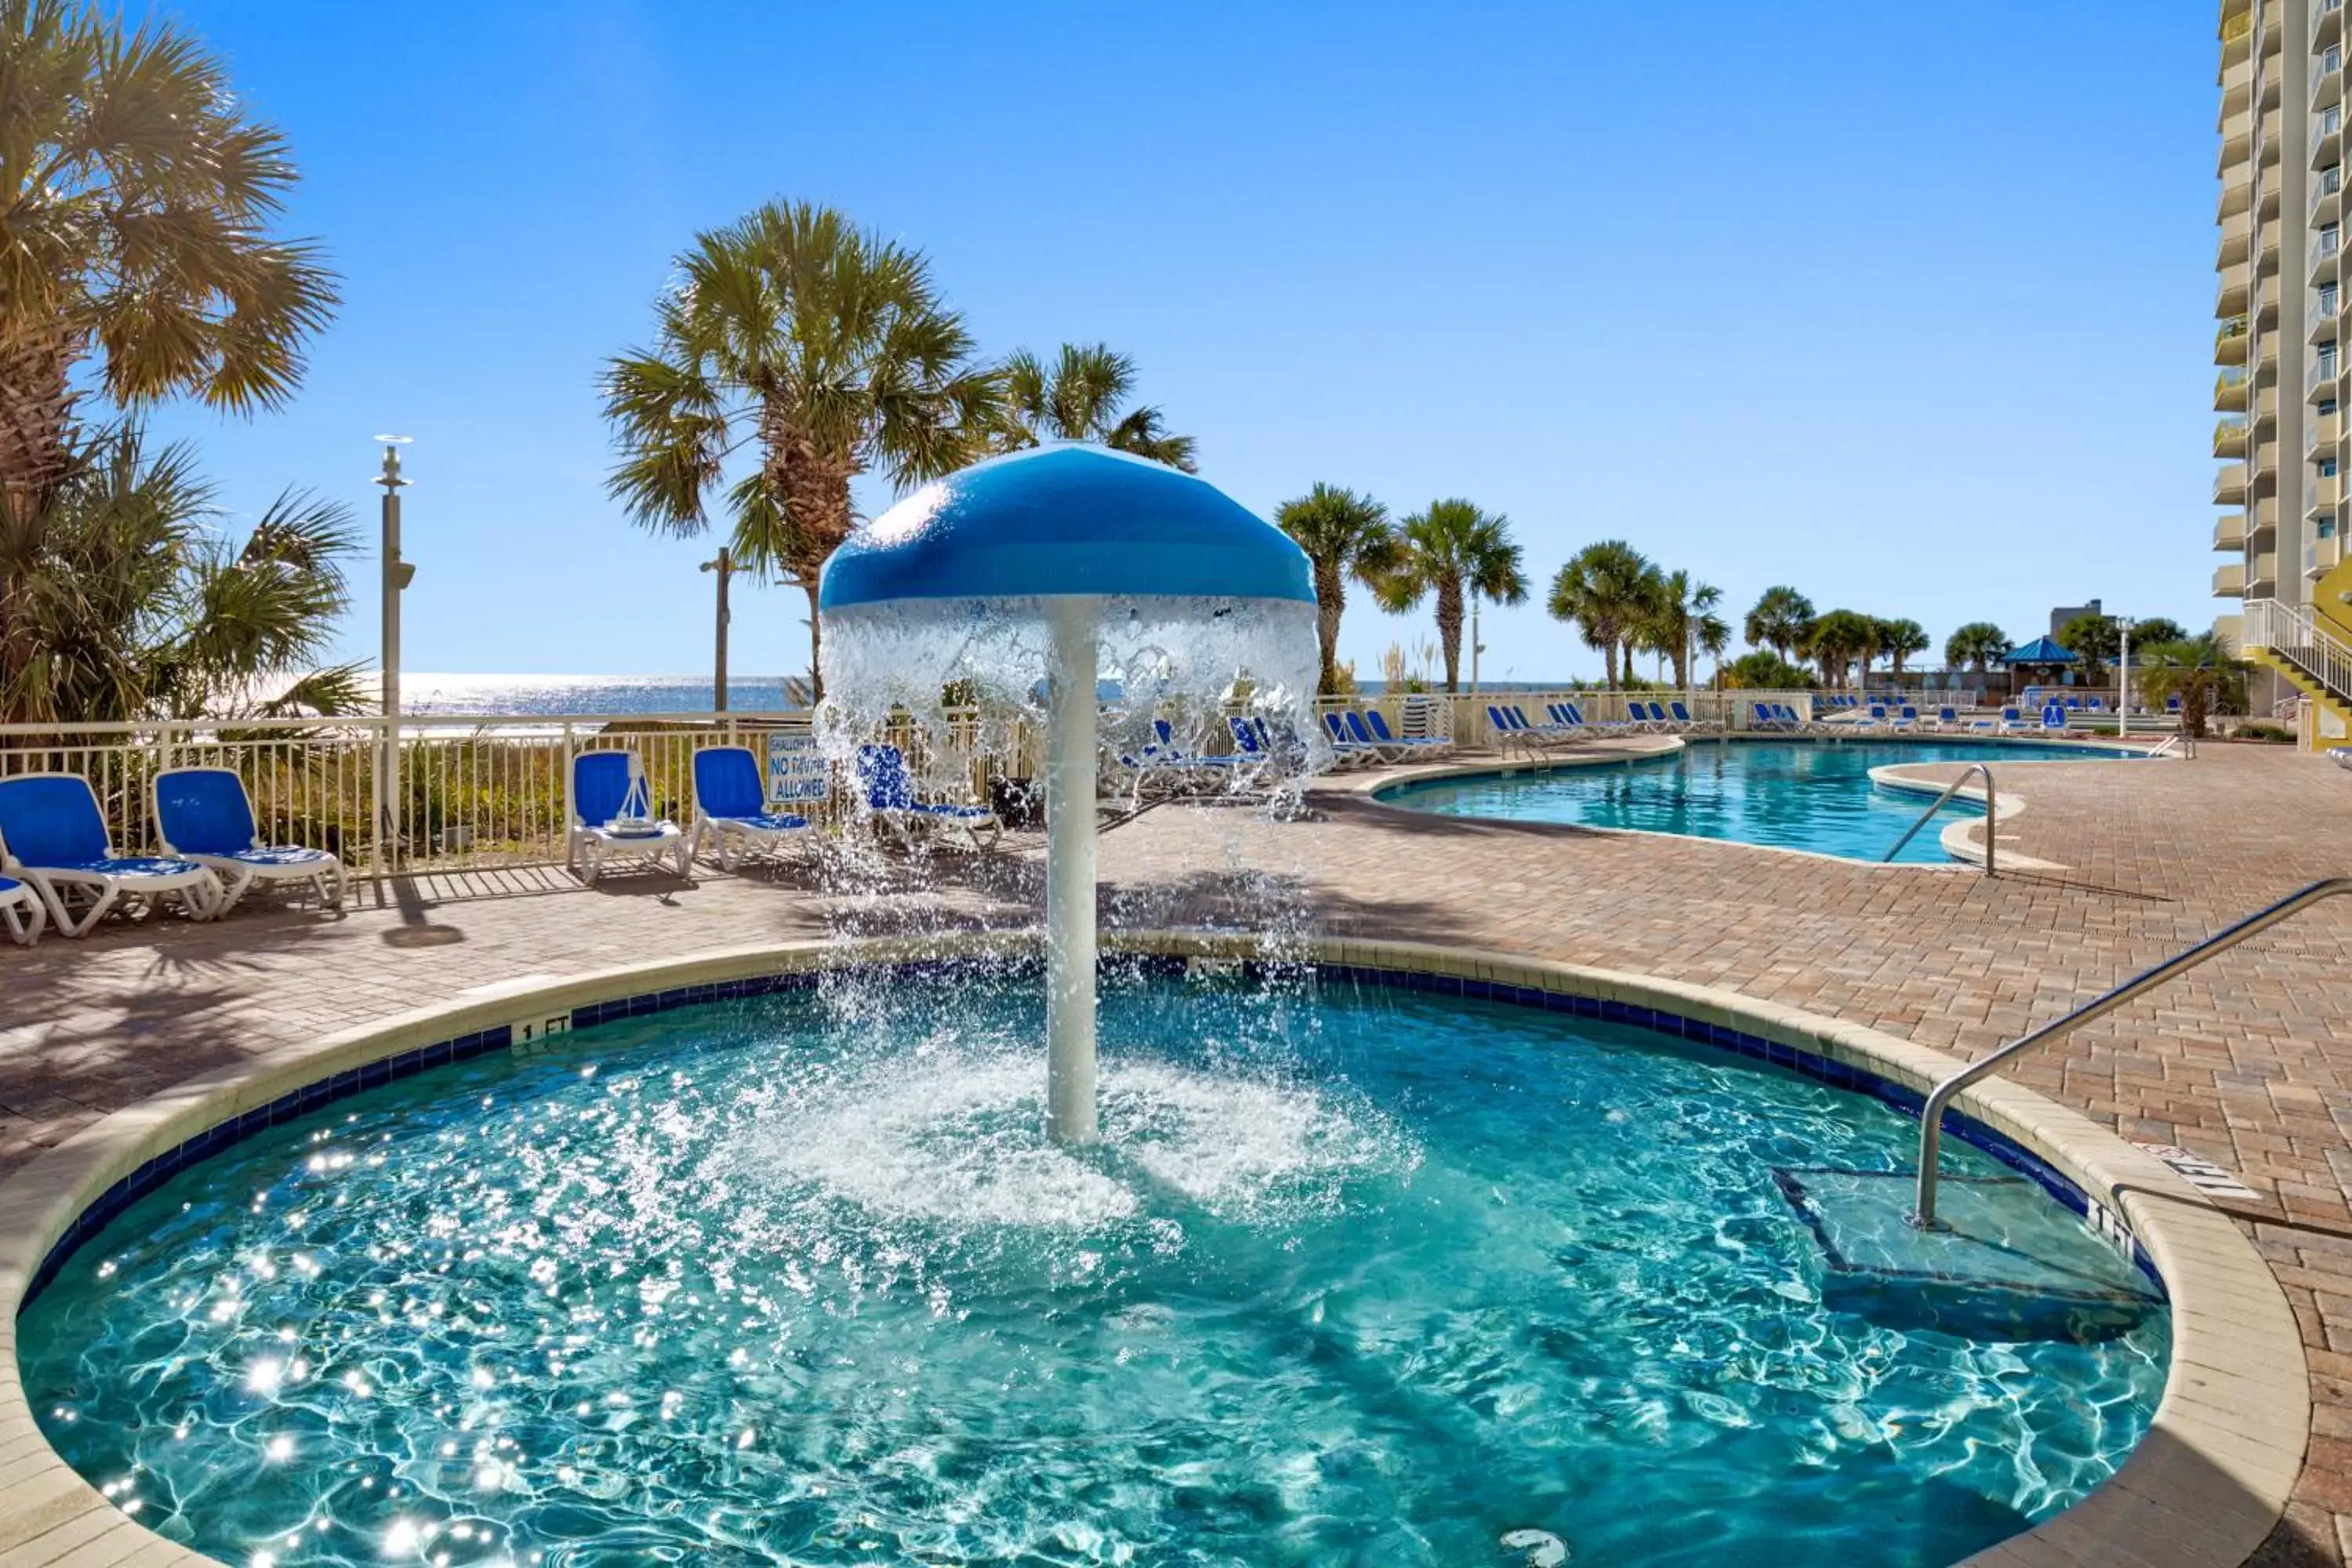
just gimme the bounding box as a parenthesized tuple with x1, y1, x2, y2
(2217, 365, 2252, 410)
(2216, 512, 2250, 550)
(2218, 463, 2250, 503)
(2307, 410, 2338, 452)
(2313, 107, 2344, 165)
(2321, 0, 2347, 51)
(2215, 561, 2248, 597)
(2309, 354, 2341, 395)
(2307, 476, 2339, 517)
(2310, 533, 2343, 576)
(2311, 48, 2343, 107)
(2252, 550, 2280, 586)
(2218, 315, 2252, 361)
(2219, 416, 2252, 456)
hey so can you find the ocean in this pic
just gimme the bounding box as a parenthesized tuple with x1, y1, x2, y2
(395, 673, 1564, 716)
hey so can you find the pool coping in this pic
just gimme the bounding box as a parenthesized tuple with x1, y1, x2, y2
(0, 932, 2307, 1568)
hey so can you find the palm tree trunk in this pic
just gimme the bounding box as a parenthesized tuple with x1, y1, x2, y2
(1436, 579, 1464, 692)
(1314, 561, 1345, 695)
(0, 323, 80, 524)
(1603, 641, 1619, 690)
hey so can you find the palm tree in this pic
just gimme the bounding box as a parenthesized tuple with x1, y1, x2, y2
(1639, 570, 1726, 691)
(603, 201, 1001, 696)
(0, 426, 361, 725)
(1697, 605, 1733, 688)
(999, 343, 1196, 470)
(1, 0, 339, 705)
(1373, 500, 1527, 691)
(1944, 621, 2010, 674)
(1744, 586, 1816, 662)
(1275, 485, 1396, 695)
(1547, 540, 1656, 689)
(1875, 617, 1930, 682)
(2137, 633, 2247, 740)
(1805, 609, 1879, 688)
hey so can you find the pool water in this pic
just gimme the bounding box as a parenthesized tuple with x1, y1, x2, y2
(20, 969, 2166, 1567)
(1376, 740, 2136, 862)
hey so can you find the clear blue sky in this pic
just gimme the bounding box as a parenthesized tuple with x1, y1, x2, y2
(151, 0, 2216, 684)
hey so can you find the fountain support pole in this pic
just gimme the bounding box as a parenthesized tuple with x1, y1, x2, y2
(1045, 594, 1101, 1145)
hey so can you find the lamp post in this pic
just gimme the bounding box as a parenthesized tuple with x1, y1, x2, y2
(700, 546, 735, 712)
(373, 437, 415, 868)
(2116, 614, 2136, 732)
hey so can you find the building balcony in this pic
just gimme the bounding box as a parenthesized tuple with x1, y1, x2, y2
(2252, 495, 2281, 539)
(2322, 0, 2346, 54)
(2220, 209, 2253, 267)
(2220, 270, 2252, 317)
(2311, 289, 2341, 343)
(2223, 55, 2254, 115)
(2219, 416, 2252, 458)
(2252, 550, 2280, 590)
(2217, 364, 2252, 412)
(2225, 8, 2252, 67)
(2309, 353, 2341, 398)
(2254, 439, 2281, 485)
(2216, 561, 2248, 597)
(2314, 49, 2343, 114)
(2216, 462, 2250, 504)
(2255, 383, 2281, 428)
(2317, 170, 2344, 227)
(2259, 224, 2282, 277)
(2216, 512, 2250, 551)
(2215, 612, 2245, 646)
(2308, 474, 2340, 519)
(2315, 108, 2344, 169)
(2310, 533, 2343, 576)
(2267, 53, 2285, 111)
(2221, 108, 2255, 174)
(2219, 316, 2252, 363)
(2258, 273, 2282, 325)
(2223, 164, 2254, 219)
(2309, 408, 2340, 453)
(2310, 230, 2341, 283)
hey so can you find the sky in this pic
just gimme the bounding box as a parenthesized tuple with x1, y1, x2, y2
(147, 0, 2220, 687)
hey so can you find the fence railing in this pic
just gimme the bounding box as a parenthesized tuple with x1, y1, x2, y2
(2244, 597, 2352, 709)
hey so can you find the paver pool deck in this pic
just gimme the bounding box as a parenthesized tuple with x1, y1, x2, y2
(4, 736, 2350, 1564)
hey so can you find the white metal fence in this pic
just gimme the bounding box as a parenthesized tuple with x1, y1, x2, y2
(0, 687, 1984, 877)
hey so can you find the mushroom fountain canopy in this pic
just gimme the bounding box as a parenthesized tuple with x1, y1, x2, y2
(815, 443, 1320, 744)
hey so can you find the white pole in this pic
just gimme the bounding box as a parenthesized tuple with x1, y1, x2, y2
(2117, 615, 2133, 732)
(373, 437, 413, 870)
(1045, 594, 1100, 1145)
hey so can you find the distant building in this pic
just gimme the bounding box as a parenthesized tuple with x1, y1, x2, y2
(2049, 598, 2102, 641)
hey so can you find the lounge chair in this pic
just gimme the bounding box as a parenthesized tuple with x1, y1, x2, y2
(568, 750, 691, 883)
(1668, 700, 1715, 732)
(0, 876, 44, 946)
(1894, 705, 1920, 731)
(1361, 709, 1452, 758)
(2330, 746, 2352, 771)
(1321, 711, 1379, 767)
(2166, 695, 2183, 716)
(1996, 706, 2030, 734)
(2040, 702, 2069, 735)
(0, 773, 224, 935)
(1546, 702, 1592, 735)
(690, 746, 812, 870)
(856, 743, 1002, 848)
(1751, 702, 1795, 732)
(1936, 706, 1961, 732)
(154, 766, 345, 912)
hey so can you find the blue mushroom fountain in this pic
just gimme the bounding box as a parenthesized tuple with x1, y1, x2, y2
(818, 442, 1318, 1143)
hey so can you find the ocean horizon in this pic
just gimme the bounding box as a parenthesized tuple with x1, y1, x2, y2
(392, 672, 1570, 716)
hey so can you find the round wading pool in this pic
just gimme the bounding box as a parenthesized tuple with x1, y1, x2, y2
(18, 964, 2167, 1568)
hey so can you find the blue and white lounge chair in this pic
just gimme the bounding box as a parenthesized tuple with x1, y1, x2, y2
(856, 744, 1001, 849)
(1935, 706, 1960, 731)
(2041, 702, 2069, 735)
(2166, 695, 2183, 716)
(1773, 702, 1813, 731)
(690, 746, 812, 870)
(0, 876, 43, 945)
(1751, 702, 1794, 732)
(1894, 705, 1920, 731)
(1361, 708, 1451, 758)
(1998, 706, 2029, 733)
(568, 750, 690, 883)
(154, 766, 344, 912)
(1321, 711, 1379, 767)
(0, 774, 223, 936)
(1547, 702, 1592, 735)
(1668, 700, 1715, 732)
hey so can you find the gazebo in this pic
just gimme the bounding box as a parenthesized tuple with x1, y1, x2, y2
(2003, 634, 2080, 697)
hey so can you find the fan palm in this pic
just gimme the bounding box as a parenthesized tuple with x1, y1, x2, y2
(1547, 540, 1656, 689)
(1, 0, 338, 704)
(0, 425, 361, 724)
(999, 343, 1196, 471)
(1639, 570, 1725, 691)
(2136, 633, 2246, 740)
(1743, 586, 1815, 662)
(1804, 609, 1879, 688)
(603, 201, 1002, 697)
(1373, 500, 1527, 691)
(1875, 617, 1930, 681)
(1275, 484, 1396, 695)
(1943, 621, 2010, 674)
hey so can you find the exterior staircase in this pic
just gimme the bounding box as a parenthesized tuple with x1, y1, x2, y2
(2241, 598, 2352, 751)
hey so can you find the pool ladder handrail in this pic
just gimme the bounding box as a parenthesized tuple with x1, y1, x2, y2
(1912, 876, 2352, 1229)
(1882, 763, 1995, 875)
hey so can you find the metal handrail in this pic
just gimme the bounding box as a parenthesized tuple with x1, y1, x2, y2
(1883, 764, 1995, 875)
(1913, 877, 2352, 1228)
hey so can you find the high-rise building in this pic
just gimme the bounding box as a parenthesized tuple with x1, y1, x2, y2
(2213, 0, 2328, 648)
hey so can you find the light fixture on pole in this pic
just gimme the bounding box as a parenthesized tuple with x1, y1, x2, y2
(700, 546, 735, 713)
(2115, 613, 2136, 729)
(373, 436, 415, 866)
(1469, 590, 1482, 695)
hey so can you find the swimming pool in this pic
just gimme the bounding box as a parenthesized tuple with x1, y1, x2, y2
(1375, 739, 2140, 862)
(20, 966, 2164, 1567)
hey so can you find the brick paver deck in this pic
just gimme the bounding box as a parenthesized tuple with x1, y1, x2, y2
(5, 739, 2350, 1564)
